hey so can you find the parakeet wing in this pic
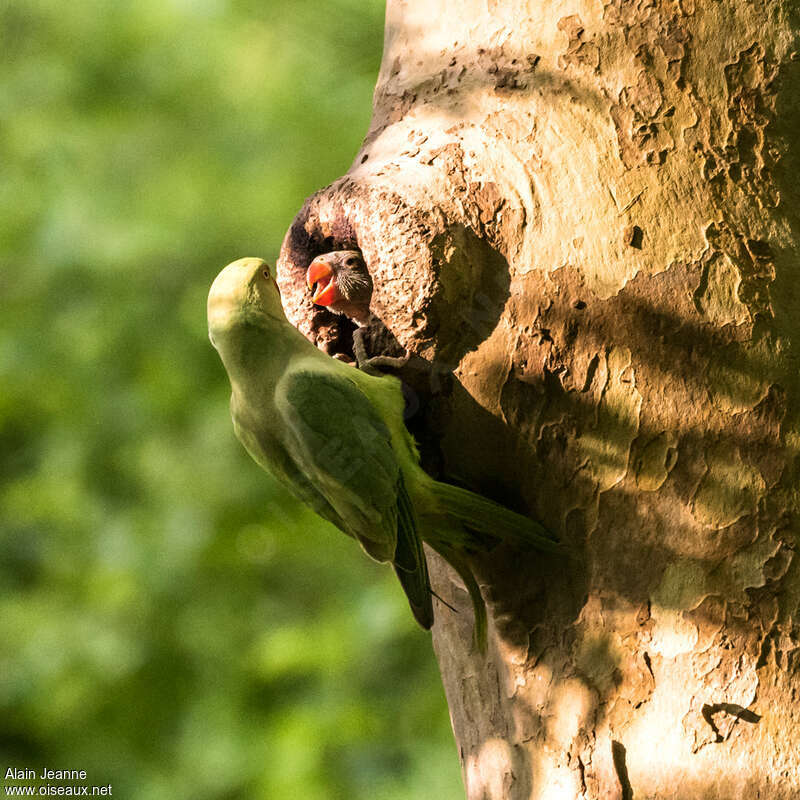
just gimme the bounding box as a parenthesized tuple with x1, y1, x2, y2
(275, 368, 402, 563)
(394, 475, 434, 628)
(231, 404, 352, 535)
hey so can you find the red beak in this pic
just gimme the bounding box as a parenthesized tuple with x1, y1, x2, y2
(306, 258, 342, 306)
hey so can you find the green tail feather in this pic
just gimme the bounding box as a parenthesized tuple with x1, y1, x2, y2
(431, 480, 561, 554)
(431, 542, 487, 653)
(394, 477, 434, 630)
(419, 481, 562, 650)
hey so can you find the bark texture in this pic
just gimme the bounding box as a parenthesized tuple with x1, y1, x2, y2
(277, 2, 800, 798)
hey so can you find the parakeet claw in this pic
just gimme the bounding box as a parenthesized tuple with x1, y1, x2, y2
(352, 326, 410, 375)
(358, 353, 412, 375)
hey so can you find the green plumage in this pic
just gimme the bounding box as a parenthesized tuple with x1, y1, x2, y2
(208, 258, 560, 648)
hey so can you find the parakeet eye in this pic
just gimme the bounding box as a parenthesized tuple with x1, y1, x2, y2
(345, 257, 358, 266)
(262, 268, 279, 291)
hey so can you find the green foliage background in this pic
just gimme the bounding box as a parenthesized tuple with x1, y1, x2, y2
(0, 2, 462, 797)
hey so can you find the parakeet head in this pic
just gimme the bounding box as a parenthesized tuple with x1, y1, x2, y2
(207, 257, 284, 346)
(306, 250, 373, 309)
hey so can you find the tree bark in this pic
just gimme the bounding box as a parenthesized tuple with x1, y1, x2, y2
(277, 1, 800, 798)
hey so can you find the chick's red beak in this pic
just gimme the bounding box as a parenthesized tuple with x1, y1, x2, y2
(306, 258, 341, 306)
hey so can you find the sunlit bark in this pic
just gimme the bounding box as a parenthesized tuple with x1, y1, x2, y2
(278, 1, 800, 797)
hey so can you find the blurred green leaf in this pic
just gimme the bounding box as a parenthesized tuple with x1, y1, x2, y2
(0, 2, 463, 798)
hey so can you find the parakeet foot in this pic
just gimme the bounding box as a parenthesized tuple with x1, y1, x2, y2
(353, 326, 410, 375)
(358, 353, 411, 375)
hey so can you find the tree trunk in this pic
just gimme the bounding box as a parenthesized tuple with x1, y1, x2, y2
(277, 1, 800, 798)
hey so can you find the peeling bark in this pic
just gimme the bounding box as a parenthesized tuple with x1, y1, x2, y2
(277, 1, 800, 798)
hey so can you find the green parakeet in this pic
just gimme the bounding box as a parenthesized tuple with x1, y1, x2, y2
(208, 257, 561, 647)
